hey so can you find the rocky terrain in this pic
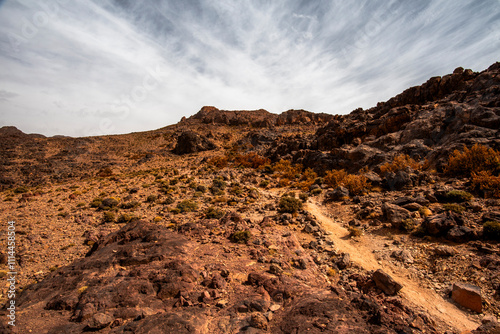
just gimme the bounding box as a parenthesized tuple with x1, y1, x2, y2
(0, 62, 499, 333)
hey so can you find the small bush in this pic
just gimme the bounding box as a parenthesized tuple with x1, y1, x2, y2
(483, 221, 500, 240)
(310, 188, 322, 195)
(297, 168, 317, 191)
(418, 206, 432, 217)
(99, 197, 119, 210)
(348, 226, 362, 237)
(205, 206, 225, 219)
(259, 180, 270, 188)
(274, 160, 303, 181)
(207, 155, 229, 169)
(230, 230, 251, 244)
(97, 167, 113, 177)
(13, 186, 29, 194)
(176, 200, 198, 213)
(90, 198, 103, 208)
(146, 194, 158, 203)
(380, 154, 422, 173)
(196, 185, 207, 193)
(445, 144, 500, 177)
(299, 193, 309, 202)
(442, 203, 465, 214)
(472, 171, 500, 198)
(234, 152, 270, 169)
(103, 211, 116, 223)
(446, 190, 473, 202)
(278, 196, 303, 214)
(324, 169, 348, 188)
(401, 218, 416, 232)
(117, 213, 138, 224)
(343, 174, 370, 196)
(120, 201, 141, 209)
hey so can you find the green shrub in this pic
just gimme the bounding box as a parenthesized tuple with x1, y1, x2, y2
(442, 203, 465, 214)
(446, 190, 473, 202)
(483, 221, 500, 240)
(278, 196, 303, 214)
(299, 193, 309, 202)
(176, 200, 198, 213)
(205, 206, 225, 219)
(230, 230, 251, 244)
(210, 177, 227, 195)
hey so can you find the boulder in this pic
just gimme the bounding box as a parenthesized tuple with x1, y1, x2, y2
(452, 282, 482, 313)
(382, 203, 412, 229)
(372, 269, 403, 295)
(173, 131, 217, 155)
(325, 186, 349, 202)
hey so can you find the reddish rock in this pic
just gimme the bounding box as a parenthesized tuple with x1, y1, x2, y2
(452, 282, 483, 313)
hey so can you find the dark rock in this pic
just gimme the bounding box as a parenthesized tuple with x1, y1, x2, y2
(372, 269, 403, 295)
(447, 225, 476, 243)
(249, 312, 268, 330)
(173, 131, 217, 155)
(382, 203, 412, 229)
(384, 171, 416, 191)
(452, 282, 482, 313)
(325, 186, 349, 202)
(422, 213, 458, 236)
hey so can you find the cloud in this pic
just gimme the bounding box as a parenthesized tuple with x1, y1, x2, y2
(0, 89, 18, 101)
(0, 0, 498, 136)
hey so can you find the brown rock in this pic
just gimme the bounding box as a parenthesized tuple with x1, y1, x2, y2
(372, 269, 403, 295)
(452, 282, 482, 313)
(249, 312, 268, 330)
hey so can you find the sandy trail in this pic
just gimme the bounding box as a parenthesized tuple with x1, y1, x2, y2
(306, 200, 480, 333)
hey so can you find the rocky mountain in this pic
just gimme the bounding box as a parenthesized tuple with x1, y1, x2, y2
(0, 63, 499, 333)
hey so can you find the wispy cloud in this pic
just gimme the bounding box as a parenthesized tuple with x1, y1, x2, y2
(0, 0, 498, 136)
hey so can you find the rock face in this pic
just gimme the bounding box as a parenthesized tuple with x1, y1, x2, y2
(452, 282, 483, 313)
(268, 62, 500, 173)
(173, 131, 217, 155)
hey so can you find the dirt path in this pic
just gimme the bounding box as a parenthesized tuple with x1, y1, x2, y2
(305, 200, 480, 333)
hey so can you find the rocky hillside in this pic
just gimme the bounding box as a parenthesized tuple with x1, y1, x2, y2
(0, 63, 499, 333)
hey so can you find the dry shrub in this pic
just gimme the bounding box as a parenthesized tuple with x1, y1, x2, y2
(207, 155, 229, 169)
(297, 168, 317, 191)
(343, 174, 370, 196)
(324, 169, 370, 195)
(234, 152, 270, 169)
(472, 171, 500, 198)
(445, 144, 500, 177)
(380, 154, 422, 174)
(324, 169, 348, 188)
(274, 160, 303, 184)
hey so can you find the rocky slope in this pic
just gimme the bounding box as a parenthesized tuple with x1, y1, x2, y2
(0, 63, 499, 333)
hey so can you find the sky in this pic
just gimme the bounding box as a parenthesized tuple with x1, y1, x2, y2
(0, 0, 499, 137)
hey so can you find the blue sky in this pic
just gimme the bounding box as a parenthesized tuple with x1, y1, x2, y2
(0, 0, 499, 136)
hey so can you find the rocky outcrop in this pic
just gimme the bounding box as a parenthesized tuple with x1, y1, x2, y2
(173, 131, 217, 155)
(268, 62, 500, 173)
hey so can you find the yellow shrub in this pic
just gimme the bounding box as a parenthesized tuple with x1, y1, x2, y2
(472, 171, 500, 198)
(274, 160, 303, 181)
(324, 169, 348, 188)
(445, 144, 500, 177)
(343, 174, 370, 196)
(324, 169, 370, 195)
(234, 152, 270, 169)
(380, 154, 422, 174)
(297, 168, 317, 191)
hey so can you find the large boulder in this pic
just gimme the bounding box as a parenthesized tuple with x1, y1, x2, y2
(173, 131, 217, 155)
